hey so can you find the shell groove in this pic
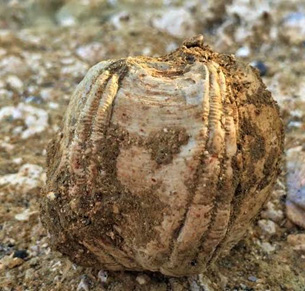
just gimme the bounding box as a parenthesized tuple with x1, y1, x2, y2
(41, 37, 284, 276)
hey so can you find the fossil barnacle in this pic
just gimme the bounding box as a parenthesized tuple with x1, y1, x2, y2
(41, 35, 284, 276)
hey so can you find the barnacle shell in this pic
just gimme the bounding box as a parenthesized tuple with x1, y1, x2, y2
(41, 36, 284, 276)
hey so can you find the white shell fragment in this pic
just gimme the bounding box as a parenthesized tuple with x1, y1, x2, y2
(41, 36, 284, 276)
(15, 209, 38, 221)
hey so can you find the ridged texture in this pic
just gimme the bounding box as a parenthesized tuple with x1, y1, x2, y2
(41, 36, 284, 276)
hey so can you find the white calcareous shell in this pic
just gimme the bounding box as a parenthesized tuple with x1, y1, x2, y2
(41, 36, 284, 276)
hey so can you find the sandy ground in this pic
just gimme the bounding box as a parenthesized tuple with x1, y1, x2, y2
(0, 0, 305, 290)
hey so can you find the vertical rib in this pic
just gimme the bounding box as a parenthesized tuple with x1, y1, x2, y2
(87, 74, 119, 188)
(68, 71, 111, 197)
(161, 62, 226, 275)
(91, 74, 119, 146)
(197, 69, 237, 266)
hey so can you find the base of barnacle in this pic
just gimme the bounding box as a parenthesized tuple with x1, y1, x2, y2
(40, 174, 265, 278)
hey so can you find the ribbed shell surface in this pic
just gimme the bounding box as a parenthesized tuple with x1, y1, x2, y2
(41, 40, 284, 276)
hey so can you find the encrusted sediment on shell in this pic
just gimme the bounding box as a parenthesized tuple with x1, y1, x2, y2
(41, 36, 284, 276)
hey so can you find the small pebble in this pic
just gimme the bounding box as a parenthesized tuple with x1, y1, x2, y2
(8, 257, 24, 268)
(236, 46, 250, 57)
(25, 96, 43, 104)
(29, 257, 40, 267)
(261, 202, 284, 223)
(142, 47, 151, 56)
(25, 268, 35, 281)
(77, 275, 90, 291)
(13, 157, 23, 164)
(287, 121, 303, 129)
(98, 270, 108, 283)
(55, 4, 78, 27)
(251, 61, 268, 76)
(13, 249, 28, 259)
(48, 102, 59, 109)
(40, 88, 54, 100)
(166, 42, 178, 53)
(110, 11, 130, 30)
(248, 275, 257, 282)
(287, 234, 305, 252)
(258, 219, 277, 235)
(0, 256, 24, 269)
(136, 274, 149, 285)
(286, 146, 305, 229)
(6, 75, 24, 92)
(47, 192, 56, 201)
(257, 241, 276, 254)
(15, 209, 38, 221)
